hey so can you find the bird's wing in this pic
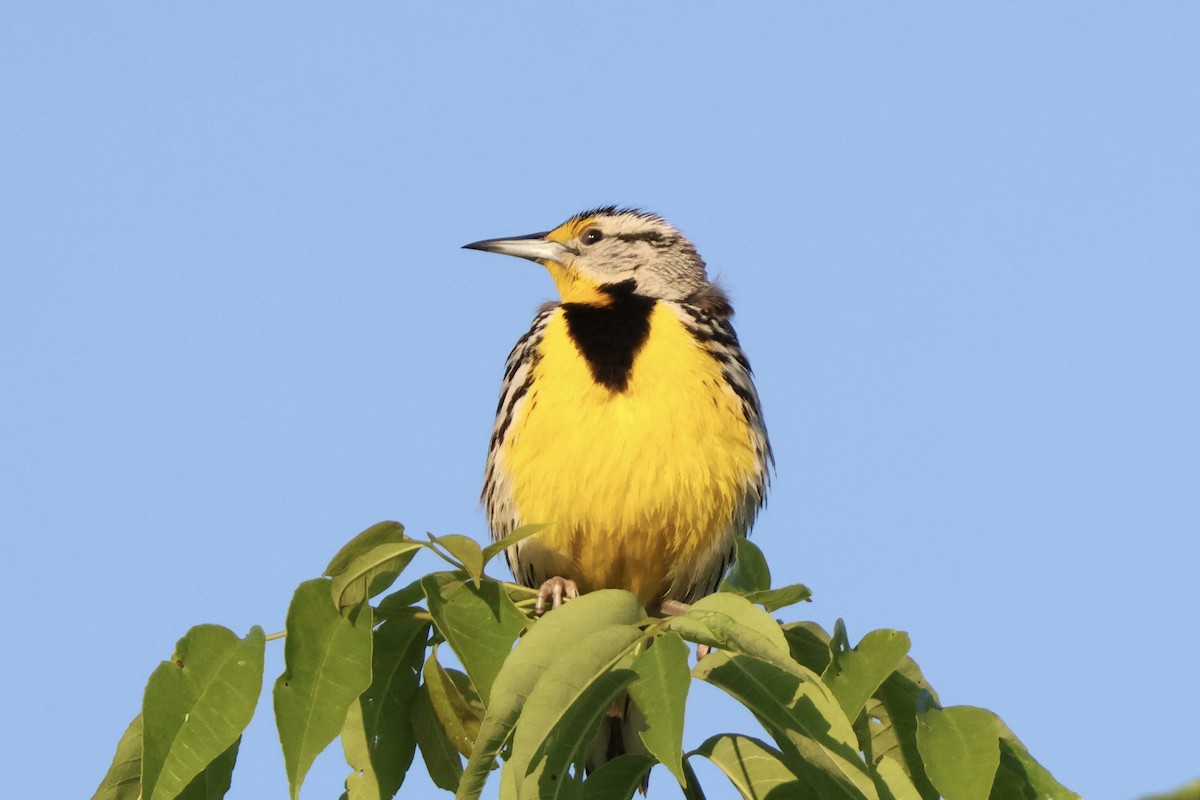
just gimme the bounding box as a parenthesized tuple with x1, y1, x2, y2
(676, 301, 773, 508)
(482, 304, 558, 544)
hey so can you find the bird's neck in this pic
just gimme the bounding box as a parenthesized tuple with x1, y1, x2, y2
(545, 263, 622, 306)
(560, 281, 656, 392)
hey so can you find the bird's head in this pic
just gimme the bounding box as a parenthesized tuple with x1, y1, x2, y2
(463, 207, 710, 305)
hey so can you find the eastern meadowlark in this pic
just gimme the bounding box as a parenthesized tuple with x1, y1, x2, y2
(465, 207, 772, 615)
(465, 207, 771, 780)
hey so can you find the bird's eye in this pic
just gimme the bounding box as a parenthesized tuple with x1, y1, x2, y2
(581, 228, 604, 246)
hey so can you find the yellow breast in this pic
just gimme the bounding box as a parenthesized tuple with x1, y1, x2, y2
(502, 303, 761, 607)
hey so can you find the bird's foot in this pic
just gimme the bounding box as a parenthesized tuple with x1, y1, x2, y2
(658, 599, 691, 617)
(655, 600, 714, 660)
(534, 576, 579, 616)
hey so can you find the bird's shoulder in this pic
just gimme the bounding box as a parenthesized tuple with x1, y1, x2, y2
(682, 283, 734, 319)
(501, 303, 558, 372)
(668, 287, 774, 473)
(667, 284, 745, 357)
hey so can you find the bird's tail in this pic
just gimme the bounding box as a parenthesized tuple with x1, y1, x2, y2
(585, 691, 651, 793)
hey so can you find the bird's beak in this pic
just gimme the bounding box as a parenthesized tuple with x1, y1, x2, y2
(462, 231, 567, 264)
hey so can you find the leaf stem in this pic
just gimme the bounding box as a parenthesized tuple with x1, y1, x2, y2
(423, 537, 467, 571)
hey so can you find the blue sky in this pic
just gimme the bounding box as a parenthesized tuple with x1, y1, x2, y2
(2, 4, 1197, 799)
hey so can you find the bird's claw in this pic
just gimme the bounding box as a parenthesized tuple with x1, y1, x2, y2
(658, 599, 691, 617)
(535, 576, 579, 616)
(654, 600, 714, 660)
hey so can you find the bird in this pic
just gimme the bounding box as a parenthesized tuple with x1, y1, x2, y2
(463, 206, 771, 777)
(464, 206, 771, 614)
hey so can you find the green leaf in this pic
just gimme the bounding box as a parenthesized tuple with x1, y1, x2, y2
(509, 627, 646, 798)
(499, 763, 518, 800)
(429, 533, 486, 583)
(719, 537, 771, 594)
(481, 524, 548, 567)
(692, 734, 805, 800)
(92, 714, 143, 800)
(665, 592, 792, 669)
(628, 632, 690, 786)
(373, 578, 427, 620)
(915, 706, 1000, 800)
(504, 581, 539, 605)
(142, 625, 265, 800)
(869, 656, 940, 798)
(175, 738, 240, 800)
(424, 647, 484, 758)
(325, 522, 423, 609)
(341, 615, 430, 800)
(422, 571, 528, 705)
(457, 590, 646, 800)
(93, 714, 241, 800)
(581, 754, 655, 800)
(741, 583, 812, 612)
(873, 755, 923, 800)
(992, 721, 1082, 800)
(987, 749, 1039, 800)
(342, 703, 381, 800)
(822, 624, 911, 722)
(781, 621, 833, 673)
(680, 757, 708, 800)
(516, 666, 639, 799)
(694, 650, 876, 800)
(274, 580, 374, 800)
(411, 684, 465, 792)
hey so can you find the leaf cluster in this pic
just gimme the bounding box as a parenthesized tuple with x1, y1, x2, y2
(93, 521, 1080, 800)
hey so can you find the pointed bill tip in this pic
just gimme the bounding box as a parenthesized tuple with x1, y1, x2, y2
(461, 231, 564, 263)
